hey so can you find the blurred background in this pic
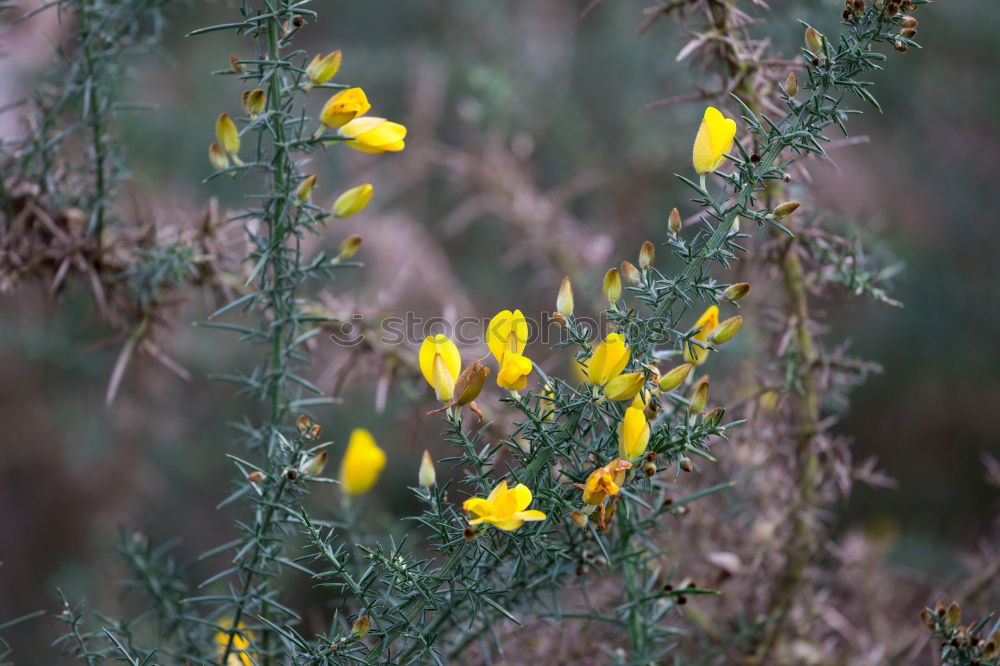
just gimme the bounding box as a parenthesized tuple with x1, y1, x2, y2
(1, 0, 997, 661)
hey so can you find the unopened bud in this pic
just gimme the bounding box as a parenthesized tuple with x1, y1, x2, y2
(284, 468, 300, 481)
(552, 312, 567, 327)
(557, 276, 574, 317)
(603, 268, 622, 304)
(983, 638, 997, 659)
(639, 241, 655, 270)
(852, 0, 866, 14)
(785, 72, 798, 98)
(703, 406, 724, 426)
(229, 54, 245, 74)
(668, 207, 682, 234)
(309, 424, 321, 439)
(773, 201, 801, 219)
(418, 449, 436, 487)
(242, 88, 266, 117)
(604, 372, 646, 401)
(709, 315, 743, 345)
(208, 143, 229, 171)
(900, 15, 917, 28)
(296, 415, 311, 434)
(305, 50, 342, 89)
(688, 376, 709, 415)
(642, 461, 657, 477)
(900, 27, 917, 38)
(679, 457, 694, 472)
(570, 511, 589, 528)
(351, 615, 370, 638)
(724, 282, 750, 301)
(885, 2, 900, 16)
(295, 174, 317, 204)
(338, 234, 362, 260)
(804, 26, 824, 54)
(934, 600, 947, 616)
(894, 40, 908, 53)
(620, 261, 641, 285)
(247, 471, 265, 483)
(463, 525, 479, 541)
(299, 450, 328, 477)
(658, 363, 692, 393)
(945, 601, 961, 629)
(919, 608, 935, 629)
(332, 183, 374, 218)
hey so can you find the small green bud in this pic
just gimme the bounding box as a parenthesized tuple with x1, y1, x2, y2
(724, 282, 751, 301)
(773, 201, 801, 219)
(658, 363, 692, 393)
(295, 174, 317, 204)
(603, 268, 622, 304)
(688, 376, 709, 415)
(418, 449, 436, 487)
(785, 71, 798, 98)
(709, 315, 743, 345)
(351, 615, 370, 638)
(338, 234, 362, 260)
(804, 26, 824, 53)
(945, 601, 961, 629)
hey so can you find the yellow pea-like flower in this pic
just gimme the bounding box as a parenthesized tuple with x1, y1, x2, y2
(338, 116, 407, 153)
(684, 305, 720, 365)
(419, 334, 462, 402)
(692, 106, 737, 174)
(587, 333, 631, 386)
(604, 372, 646, 402)
(462, 480, 547, 531)
(332, 183, 374, 218)
(215, 113, 240, 158)
(339, 428, 386, 496)
(497, 353, 533, 391)
(581, 458, 631, 506)
(305, 50, 342, 89)
(618, 405, 650, 460)
(486, 309, 528, 366)
(214, 619, 255, 666)
(320, 88, 371, 128)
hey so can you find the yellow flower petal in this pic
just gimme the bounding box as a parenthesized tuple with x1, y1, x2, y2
(338, 116, 407, 153)
(320, 88, 370, 128)
(497, 352, 533, 391)
(692, 106, 737, 174)
(684, 305, 720, 365)
(618, 406, 650, 460)
(419, 334, 461, 401)
(215, 113, 240, 157)
(588, 333, 631, 386)
(339, 428, 386, 495)
(332, 183, 373, 218)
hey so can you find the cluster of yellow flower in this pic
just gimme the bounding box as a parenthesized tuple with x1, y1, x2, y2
(338, 106, 746, 532)
(208, 48, 409, 221)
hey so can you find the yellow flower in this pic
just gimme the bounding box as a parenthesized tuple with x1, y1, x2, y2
(305, 50, 342, 89)
(692, 106, 737, 174)
(338, 116, 407, 153)
(486, 309, 528, 365)
(463, 480, 546, 531)
(214, 619, 255, 666)
(332, 183, 374, 218)
(604, 372, 645, 401)
(684, 305, 719, 365)
(581, 458, 631, 506)
(339, 428, 386, 496)
(587, 333, 630, 386)
(215, 113, 240, 158)
(618, 405, 650, 460)
(419, 334, 461, 402)
(320, 87, 371, 128)
(497, 352, 533, 391)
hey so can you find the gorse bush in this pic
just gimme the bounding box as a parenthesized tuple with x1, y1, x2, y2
(2, 0, 993, 665)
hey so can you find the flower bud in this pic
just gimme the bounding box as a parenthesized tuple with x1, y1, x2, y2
(804, 26, 824, 54)
(639, 241, 655, 270)
(309, 424, 321, 439)
(642, 461, 657, 477)
(900, 15, 917, 28)
(668, 207, 682, 234)
(658, 363, 692, 393)
(724, 282, 750, 301)
(351, 615, 370, 638)
(604, 372, 646, 402)
(773, 201, 800, 219)
(305, 50, 342, 89)
(557, 276, 574, 317)
(703, 406, 725, 426)
(299, 450, 328, 477)
(463, 525, 479, 541)
(551, 312, 567, 327)
(418, 449, 436, 487)
(679, 457, 693, 472)
(570, 511, 589, 528)
(900, 27, 917, 38)
(338, 234, 362, 260)
(229, 54, 244, 74)
(620, 261, 641, 285)
(242, 88, 266, 117)
(247, 470, 265, 483)
(297, 415, 311, 434)
(709, 315, 743, 345)
(215, 113, 240, 158)
(332, 183, 374, 218)
(919, 608, 935, 629)
(688, 376, 709, 414)
(603, 268, 622, 304)
(785, 72, 798, 98)
(295, 174, 317, 204)
(945, 601, 961, 629)
(208, 143, 229, 171)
